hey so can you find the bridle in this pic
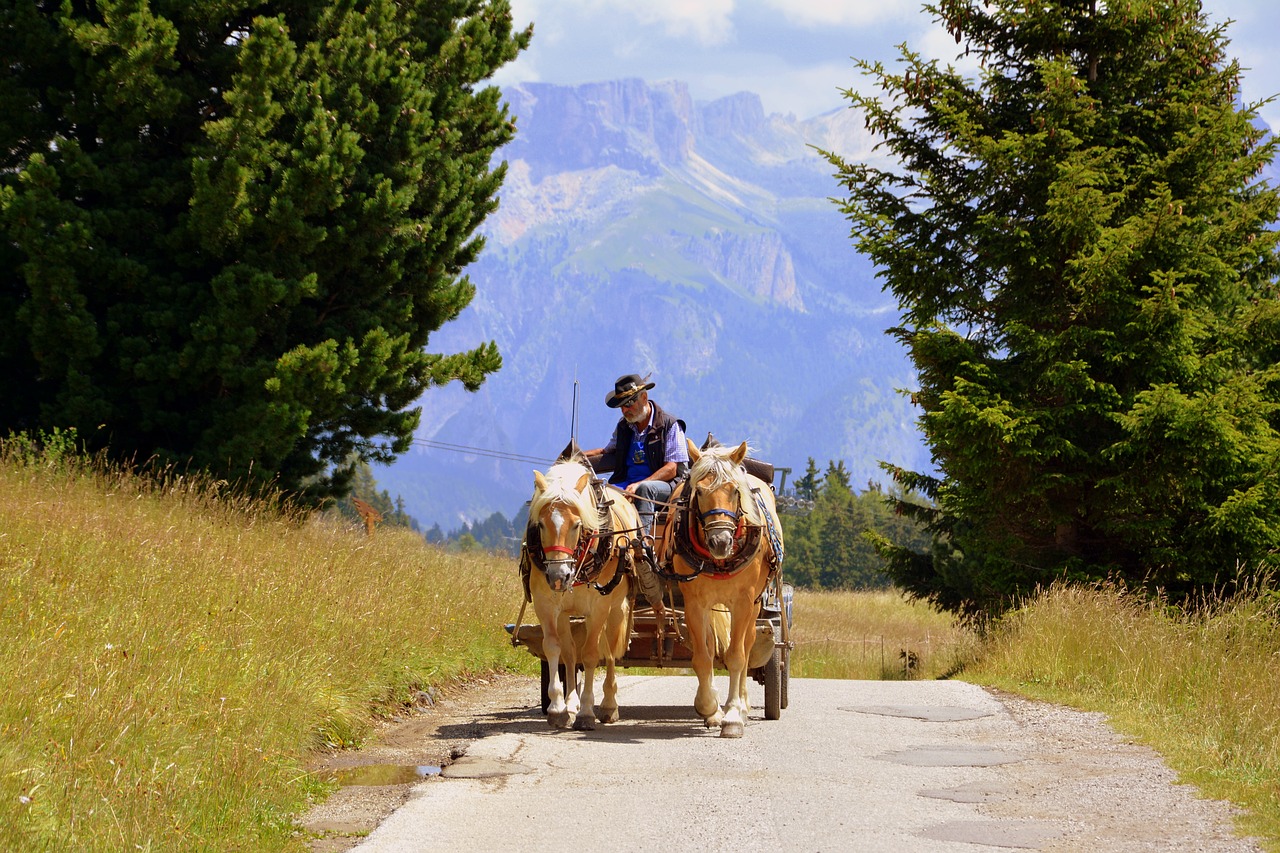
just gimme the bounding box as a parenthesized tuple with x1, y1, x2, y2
(524, 483, 640, 596)
(698, 504, 742, 535)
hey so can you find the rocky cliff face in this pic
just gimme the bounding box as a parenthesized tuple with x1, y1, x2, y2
(377, 80, 928, 528)
(678, 229, 803, 310)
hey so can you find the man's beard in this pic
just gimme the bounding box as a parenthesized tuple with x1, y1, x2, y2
(624, 403, 650, 425)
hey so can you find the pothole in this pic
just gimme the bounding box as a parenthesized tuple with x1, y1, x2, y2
(440, 756, 534, 779)
(876, 744, 1025, 767)
(919, 819, 1063, 849)
(842, 704, 995, 722)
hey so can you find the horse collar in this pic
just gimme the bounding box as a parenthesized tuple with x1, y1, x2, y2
(665, 491, 761, 581)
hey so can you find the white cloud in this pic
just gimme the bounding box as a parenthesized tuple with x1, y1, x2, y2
(513, 0, 734, 46)
(761, 0, 924, 27)
(913, 20, 984, 80)
(628, 0, 736, 44)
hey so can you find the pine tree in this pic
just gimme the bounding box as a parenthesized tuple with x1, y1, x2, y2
(779, 461, 932, 589)
(828, 0, 1280, 618)
(823, 459, 851, 491)
(793, 457, 823, 501)
(0, 1, 530, 502)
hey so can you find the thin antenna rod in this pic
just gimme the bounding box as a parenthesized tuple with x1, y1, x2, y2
(570, 378, 579, 447)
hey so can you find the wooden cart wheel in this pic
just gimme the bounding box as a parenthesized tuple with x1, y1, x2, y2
(764, 646, 782, 720)
(780, 646, 790, 710)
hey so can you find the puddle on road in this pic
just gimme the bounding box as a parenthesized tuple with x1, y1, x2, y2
(329, 764, 442, 786)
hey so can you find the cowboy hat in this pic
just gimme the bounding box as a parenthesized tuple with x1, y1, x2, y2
(605, 373, 656, 408)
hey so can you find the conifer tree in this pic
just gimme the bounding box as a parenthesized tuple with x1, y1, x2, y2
(828, 0, 1280, 618)
(793, 457, 823, 501)
(0, 1, 529, 502)
(823, 459, 852, 491)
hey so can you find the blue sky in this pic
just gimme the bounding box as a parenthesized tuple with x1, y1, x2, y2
(492, 0, 1280, 130)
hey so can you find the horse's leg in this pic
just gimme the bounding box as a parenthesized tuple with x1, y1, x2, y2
(718, 597, 756, 738)
(684, 591, 723, 728)
(720, 577, 765, 738)
(536, 600, 572, 729)
(573, 607, 605, 731)
(558, 611, 582, 722)
(598, 591, 628, 724)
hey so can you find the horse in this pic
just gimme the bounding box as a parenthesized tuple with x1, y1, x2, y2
(525, 459, 640, 729)
(664, 440, 782, 738)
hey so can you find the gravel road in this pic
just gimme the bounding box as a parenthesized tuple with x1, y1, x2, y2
(301, 673, 1262, 852)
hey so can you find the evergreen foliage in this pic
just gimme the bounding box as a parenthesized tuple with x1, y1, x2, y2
(827, 0, 1280, 619)
(337, 461, 419, 530)
(781, 460, 931, 589)
(793, 457, 822, 501)
(444, 508, 524, 554)
(0, 1, 530, 503)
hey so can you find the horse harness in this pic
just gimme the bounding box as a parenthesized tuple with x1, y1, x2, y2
(658, 477, 783, 585)
(520, 479, 639, 601)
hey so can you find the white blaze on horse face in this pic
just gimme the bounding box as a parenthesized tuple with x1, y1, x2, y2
(548, 507, 572, 545)
(540, 504, 578, 592)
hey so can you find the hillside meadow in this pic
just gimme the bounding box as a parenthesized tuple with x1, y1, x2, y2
(1, 449, 1277, 850)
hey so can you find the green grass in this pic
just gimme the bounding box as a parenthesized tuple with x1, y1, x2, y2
(968, 582, 1280, 849)
(790, 588, 979, 680)
(0, 449, 532, 852)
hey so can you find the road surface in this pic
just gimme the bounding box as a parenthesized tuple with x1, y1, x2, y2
(346, 675, 1259, 852)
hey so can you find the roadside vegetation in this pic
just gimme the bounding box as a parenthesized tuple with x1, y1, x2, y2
(4, 445, 1278, 851)
(970, 582, 1280, 848)
(789, 588, 977, 681)
(0, 444, 532, 852)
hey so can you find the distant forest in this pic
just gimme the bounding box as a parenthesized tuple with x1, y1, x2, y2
(351, 460, 929, 590)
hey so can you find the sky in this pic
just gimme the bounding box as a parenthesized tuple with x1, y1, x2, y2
(491, 0, 1280, 131)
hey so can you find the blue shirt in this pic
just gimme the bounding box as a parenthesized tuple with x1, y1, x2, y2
(603, 413, 688, 488)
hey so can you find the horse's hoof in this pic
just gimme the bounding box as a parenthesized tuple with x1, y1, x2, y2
(599, 707, 620, 724)
(547, 709, 572, 729)
(720, 720, 745, 738)
(572, 715, 597, 731)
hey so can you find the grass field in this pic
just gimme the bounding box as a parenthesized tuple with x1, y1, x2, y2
(0, 450, 533, 852)
(789, 588, 979, 681)
(2, 446, 1276, 850)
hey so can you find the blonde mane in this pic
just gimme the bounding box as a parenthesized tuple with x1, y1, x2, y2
(688, 444, 762, 525)
(530, 461, 603, 531)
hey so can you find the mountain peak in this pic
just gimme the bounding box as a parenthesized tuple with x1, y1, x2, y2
(700, 91, 767, 138)
(378, 79, 926, 528)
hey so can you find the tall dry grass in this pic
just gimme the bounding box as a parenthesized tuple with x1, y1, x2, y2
(970, 582, 1280, 847)
(11, 440, 1276, 850)
(0, 450, 531, 852)
(789, 588, 979, 680)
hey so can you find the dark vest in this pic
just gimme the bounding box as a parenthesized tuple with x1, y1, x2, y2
(609, 400, 687, 485)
